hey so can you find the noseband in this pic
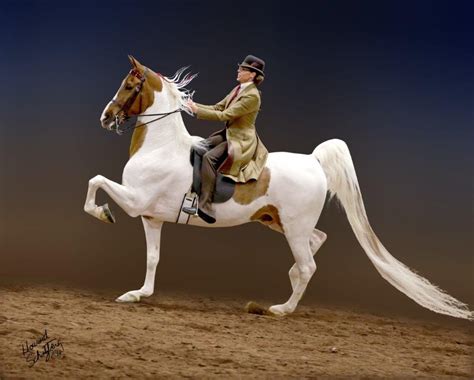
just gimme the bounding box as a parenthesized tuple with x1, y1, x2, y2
(109, 68, 181, 135)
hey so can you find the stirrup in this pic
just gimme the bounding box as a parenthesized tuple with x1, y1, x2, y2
(175, 190, 199, 224)
(182, 206, 198, 216)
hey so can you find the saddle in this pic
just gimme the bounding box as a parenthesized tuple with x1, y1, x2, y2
(189, 143, 235, 203)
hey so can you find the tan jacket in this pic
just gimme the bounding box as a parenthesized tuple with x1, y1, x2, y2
(195, 82, 268, 183)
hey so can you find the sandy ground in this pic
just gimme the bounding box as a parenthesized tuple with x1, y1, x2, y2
(0, 284, 472, 379)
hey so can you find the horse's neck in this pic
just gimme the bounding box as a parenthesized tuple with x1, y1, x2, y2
(137, 113, 191, 152)
(135, 91, 192, 154)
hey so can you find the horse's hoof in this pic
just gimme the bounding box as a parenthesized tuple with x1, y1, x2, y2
(116, 292, 140, 303)
(268, 304, 287, 316)
(100, 203, 116, 224)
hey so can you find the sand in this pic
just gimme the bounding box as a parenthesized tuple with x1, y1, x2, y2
(0, 284, 472, 379)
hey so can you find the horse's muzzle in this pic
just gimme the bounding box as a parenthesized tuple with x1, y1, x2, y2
(101, 111, 125, 131)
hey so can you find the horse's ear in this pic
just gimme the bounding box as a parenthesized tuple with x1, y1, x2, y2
(128, 55, 143, 70)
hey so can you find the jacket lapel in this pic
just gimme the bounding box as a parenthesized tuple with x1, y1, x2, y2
(235, 83, 255, 102)
(225, 85, 239, 109)
(225, 83, 255, 109)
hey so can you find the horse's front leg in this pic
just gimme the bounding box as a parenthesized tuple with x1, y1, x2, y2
(84, 175, 139, 222)
(116, 217, 163, 303)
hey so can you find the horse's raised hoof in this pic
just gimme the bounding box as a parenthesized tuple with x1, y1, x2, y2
(245, 301, 275, 316)
(100, 203, 116, 224)
(115, 291, 141, 303)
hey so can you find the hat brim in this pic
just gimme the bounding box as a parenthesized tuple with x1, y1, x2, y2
(238, 63, 265, 77)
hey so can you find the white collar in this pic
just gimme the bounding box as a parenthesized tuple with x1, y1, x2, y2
(239, 81, 253, 90)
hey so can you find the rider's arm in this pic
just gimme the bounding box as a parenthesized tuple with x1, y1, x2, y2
(196, 93, 259, 122)
(195, 95, 229, 112)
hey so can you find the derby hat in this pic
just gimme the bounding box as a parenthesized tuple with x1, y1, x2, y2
(238, 55, 265, 76)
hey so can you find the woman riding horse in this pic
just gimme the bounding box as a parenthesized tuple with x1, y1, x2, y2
(87, 55, 472, 320)
(184, 55, 269, 224)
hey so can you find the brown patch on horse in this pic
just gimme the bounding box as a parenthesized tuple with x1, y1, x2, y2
(127, 57, 162, 115)
(146, 70, 163, 92)
(233, 167, 270, 205)
(125, 70, 161, 118)
(129, 125, 148, 157)
(250, 204, 284, 233)
(124, 56, 164, 157)
(106, 56, 163, 122)
(129, 55, 162, 92)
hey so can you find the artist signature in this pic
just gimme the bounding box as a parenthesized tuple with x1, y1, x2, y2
(21, 329, 65, 367)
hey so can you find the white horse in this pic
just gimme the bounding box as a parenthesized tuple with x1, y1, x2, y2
(84, 56, 472, 320)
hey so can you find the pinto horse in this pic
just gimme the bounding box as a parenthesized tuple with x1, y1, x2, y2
(84, 56, 472, 320)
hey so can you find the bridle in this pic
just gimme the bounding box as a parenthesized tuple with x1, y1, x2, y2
(109, 67, 181, 135)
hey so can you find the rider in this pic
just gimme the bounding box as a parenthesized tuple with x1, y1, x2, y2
(184, 55, 269, 224)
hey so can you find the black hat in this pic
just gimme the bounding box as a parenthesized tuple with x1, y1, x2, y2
(238, 55, 265, 76)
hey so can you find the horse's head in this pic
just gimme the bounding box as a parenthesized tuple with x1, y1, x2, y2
(100, 55, 163, 131)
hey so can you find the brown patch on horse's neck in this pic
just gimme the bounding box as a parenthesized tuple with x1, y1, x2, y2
(233, 168, 271, 205)
(250, 204, 284, 233)
(129, 125, 148, 157)
(146, 69, 163, 92)
(129, 69, 163, 115)
(128, 70, 163, 158)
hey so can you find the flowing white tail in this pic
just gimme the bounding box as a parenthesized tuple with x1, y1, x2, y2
(313, 139, 473, 320)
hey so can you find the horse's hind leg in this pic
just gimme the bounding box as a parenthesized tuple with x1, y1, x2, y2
(289, 229, 326, 291)
(269, 229, 317, 316)
(116, 217, 163, 302)
(84, 175, 138, 222)
(266, 224, 326, 293)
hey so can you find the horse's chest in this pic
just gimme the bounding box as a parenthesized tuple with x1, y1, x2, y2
(122, 153, 192, 195)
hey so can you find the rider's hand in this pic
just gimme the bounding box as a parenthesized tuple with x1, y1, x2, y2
(187, 99, 198, 114)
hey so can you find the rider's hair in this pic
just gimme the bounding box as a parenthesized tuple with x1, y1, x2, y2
(253, 74, 264, 86)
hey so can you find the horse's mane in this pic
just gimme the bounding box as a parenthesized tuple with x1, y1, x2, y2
(163, 67, 198, 116)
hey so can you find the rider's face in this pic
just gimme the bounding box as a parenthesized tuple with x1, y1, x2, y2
(237, 66, 256, 83)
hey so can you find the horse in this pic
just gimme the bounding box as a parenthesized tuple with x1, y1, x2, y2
(84, 55, 472, 320)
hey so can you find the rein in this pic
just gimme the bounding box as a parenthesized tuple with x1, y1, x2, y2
(110, 67, 181, 135)
(114, 109, 182, 135)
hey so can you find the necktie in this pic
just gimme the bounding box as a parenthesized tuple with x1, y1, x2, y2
(227, 85, 241, 106)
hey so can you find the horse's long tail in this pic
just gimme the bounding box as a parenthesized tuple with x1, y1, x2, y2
(313, 139, 473, 320)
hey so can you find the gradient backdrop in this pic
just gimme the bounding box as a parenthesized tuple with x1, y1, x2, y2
(1, 0, 473, 321)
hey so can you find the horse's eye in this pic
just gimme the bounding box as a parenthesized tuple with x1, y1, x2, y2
(125, 85, 133, 90)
